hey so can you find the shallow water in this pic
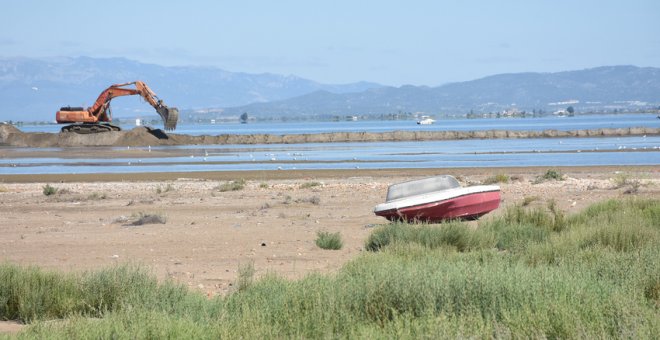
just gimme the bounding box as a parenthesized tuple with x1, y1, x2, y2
(2, 136, 659, 174)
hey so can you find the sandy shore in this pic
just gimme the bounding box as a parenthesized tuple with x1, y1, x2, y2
(1, 166, 658, 301)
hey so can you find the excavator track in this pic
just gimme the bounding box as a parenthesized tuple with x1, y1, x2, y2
(61, 123, 121, 134)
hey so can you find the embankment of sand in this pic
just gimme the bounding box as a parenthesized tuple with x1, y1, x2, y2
(1, 124, 658, 148)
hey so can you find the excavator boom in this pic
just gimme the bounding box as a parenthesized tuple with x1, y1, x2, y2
(56, 81, 178, 133)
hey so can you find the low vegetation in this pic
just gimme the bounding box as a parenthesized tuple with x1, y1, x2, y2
(534, 168, 564, 183)
(41, 184, 58, 196)
(87, 192, 107, 200)
(235, 262, 255, 292)
(482, 173, 509, 184)
(215, 179, 246, 192)
(299, 181, 322, 189)
(1, 198, 658, 338)
(156, 184, 175, 194)
(130, 212, 167, 226)
(315, 231, 343, 250)
(297, 195, 321, 205)
(521, 195, 539, 206)
(611, 172, 644, 194)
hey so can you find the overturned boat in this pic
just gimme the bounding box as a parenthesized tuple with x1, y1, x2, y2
(374, 175, 500, 223)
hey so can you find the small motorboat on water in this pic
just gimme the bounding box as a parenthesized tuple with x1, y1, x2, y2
(416, 116, 435, 125)
(374, 175, 500, 222)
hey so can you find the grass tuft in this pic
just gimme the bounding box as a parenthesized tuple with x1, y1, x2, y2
(216, 179, 246, 192)
(156, 184, 175, 194)
(521, 195, 539, 206)
(299, 181, 322, 189)
(87, 192, 107, 200)
(235, 262, 255, 292)
(297, 195, 321, 205)
(483, 173, 509, 184)
(42, 184, 58, 196)
(316, 231, 343, 250)
(534, 169, 564, 183)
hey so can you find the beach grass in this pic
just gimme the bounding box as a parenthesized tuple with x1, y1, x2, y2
(41, 184, 57, 196)
(482, 173, 509, 184)
(1, 197, 658, 338)
(215, 179, 246, 192)
(315, 231, 343, 250)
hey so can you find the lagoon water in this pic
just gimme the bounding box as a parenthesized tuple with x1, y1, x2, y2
(4, 114, 660, 174)
(2, 136, 659, 175)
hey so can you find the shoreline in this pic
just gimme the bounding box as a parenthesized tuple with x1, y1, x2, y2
(1, 124, 658, 147)
(1, 165, 658, 183)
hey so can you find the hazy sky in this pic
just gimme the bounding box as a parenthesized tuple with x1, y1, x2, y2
(1, 0, 658, 86)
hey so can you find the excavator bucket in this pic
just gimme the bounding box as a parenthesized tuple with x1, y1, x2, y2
(156, 106, 179, 131)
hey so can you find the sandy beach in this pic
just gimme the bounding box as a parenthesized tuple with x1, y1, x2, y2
(1, 166, 658, 300)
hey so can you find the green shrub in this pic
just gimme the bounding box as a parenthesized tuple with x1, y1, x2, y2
(483, 173, 509, 184)
(315, 231, 343, 250)
(42, 184, 58, 196)
(216, 179, 246, 192)
(543, 169, 563, 180)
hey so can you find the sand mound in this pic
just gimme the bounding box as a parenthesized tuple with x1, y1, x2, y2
(113, 127, 171, 146)
(0, 124, 21, 142)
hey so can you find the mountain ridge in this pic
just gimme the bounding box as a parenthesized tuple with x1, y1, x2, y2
(0, 56, 381, 121)
(1, 57, 658, 121)
(220, 65, 660, 118)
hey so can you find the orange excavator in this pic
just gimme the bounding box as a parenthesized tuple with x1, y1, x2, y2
(56, 81, 178, 133)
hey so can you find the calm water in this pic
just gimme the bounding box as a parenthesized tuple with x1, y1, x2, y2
(2, 136, 659, 174)
(18, 113, 660, 135)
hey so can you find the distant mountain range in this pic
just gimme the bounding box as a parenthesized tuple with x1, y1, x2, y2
(0, 56, 658, 122)
(0, 57, 381, 121)
(222, 66, 660, 118)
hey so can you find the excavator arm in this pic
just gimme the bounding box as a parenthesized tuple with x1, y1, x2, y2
(56, 81, 178, 132)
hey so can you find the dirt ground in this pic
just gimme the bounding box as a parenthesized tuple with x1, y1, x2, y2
(0, 166, 657, 297)
(0, 166, 659, 333)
